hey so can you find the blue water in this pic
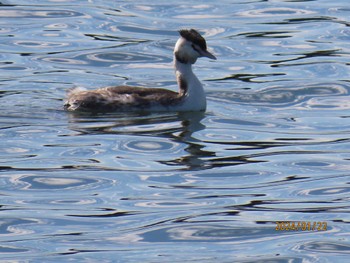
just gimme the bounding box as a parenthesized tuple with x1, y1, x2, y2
(1, 0, 350, 262)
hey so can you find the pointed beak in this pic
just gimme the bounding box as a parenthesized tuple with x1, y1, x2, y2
(200, 50, 217, 60)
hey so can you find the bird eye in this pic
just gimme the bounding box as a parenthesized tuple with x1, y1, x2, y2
(191, 44, 200, 53)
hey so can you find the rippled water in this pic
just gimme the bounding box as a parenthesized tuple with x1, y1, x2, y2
(1, 0, 350, 262)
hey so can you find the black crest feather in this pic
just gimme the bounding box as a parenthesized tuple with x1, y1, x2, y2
(179, 29, 207, 51)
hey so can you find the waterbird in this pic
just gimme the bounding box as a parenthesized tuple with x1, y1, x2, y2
(64, 29, 216, 112)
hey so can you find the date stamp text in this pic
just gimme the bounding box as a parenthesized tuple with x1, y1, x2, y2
(275, 221, 327, 231)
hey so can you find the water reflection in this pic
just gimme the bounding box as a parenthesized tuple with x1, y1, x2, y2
(66, 111, 205, 135)
(65, 112, 209, 171)
(65, 111, 273, 171)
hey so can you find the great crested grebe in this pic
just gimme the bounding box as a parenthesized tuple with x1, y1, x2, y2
(64, 29, 216, 112)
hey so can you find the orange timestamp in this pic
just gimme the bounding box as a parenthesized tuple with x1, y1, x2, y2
(275, 221, 327, 231)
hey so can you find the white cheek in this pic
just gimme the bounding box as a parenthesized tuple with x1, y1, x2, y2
(183, 44, 197, 56)
(174, 38, 199, 64)
(180, 44, 199, 63)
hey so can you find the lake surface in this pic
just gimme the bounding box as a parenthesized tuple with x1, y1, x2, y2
(1, 0, 350, 262)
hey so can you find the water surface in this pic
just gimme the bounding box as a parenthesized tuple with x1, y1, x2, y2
(1, 0, 350, 262)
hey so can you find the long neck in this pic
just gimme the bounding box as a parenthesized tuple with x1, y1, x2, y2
(173, 56, 206, 110)
(174, 57, 203, 95)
